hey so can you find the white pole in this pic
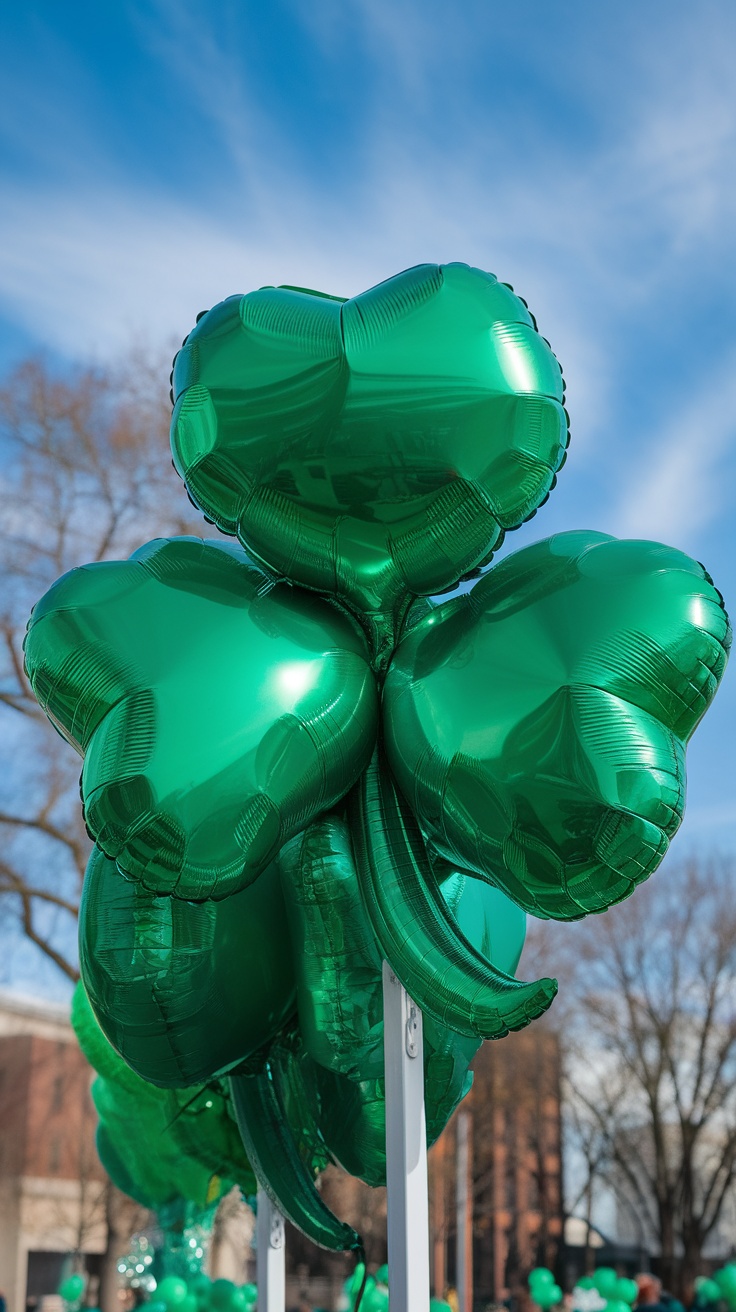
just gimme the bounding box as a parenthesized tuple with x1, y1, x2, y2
(256, 1187, 285, 1312)
(456, 1110, 472, 1312)
(382, 960, 431, 1312)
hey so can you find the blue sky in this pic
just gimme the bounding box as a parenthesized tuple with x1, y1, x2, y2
(1, 0, 735, 971)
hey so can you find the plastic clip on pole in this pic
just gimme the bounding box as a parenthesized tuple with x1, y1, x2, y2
(382, 961, 430, 1312)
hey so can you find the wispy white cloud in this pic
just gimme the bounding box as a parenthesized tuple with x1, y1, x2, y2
(607, 351, 736, 543)
(0, 0, 735, 466)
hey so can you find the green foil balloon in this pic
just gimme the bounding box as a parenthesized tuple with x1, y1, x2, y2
(384, 532, 731, 920)
(592, 1270, 619, 1298)
(92, 1074, 223, 1209)
(157, 1279, 190, 1309)
(171, 263, 568, 661)
(230, 1044, 363, 1254)
(279, 812, 527, 1077)
(615, 1279, 640, 1305)
(73, 982, 250, 1206)
(24, 536, 377, 900)
(277, 809, 530, 1182)
(59, 1275, 85, 1304)
(351, 751, 557, 1038)
(79, 845, 296, 1086)
(696, 1279, 722, 1305)
(163, 1084, 256, 1197)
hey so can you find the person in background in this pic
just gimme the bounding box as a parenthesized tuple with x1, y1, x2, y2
(635, 1275, 668, 1312)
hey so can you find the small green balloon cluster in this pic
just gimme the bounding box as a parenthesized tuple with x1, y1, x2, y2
(529, 1267, 563, 1308)
(575, 1268, 638, 1312)
(72, 984, 254, 1213)
(343, 1263, 449, 1312)
(345, 1262, 388, 1312)
(27, 264, 730, 1255)
(152, 1275, 257, 1312)
(695, 1266, 736, 1308)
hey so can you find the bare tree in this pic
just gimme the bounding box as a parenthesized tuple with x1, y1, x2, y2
(0, 350, 201, 979)
(562, 858, 736, 1298)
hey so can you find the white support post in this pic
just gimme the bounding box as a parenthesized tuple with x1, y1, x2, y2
(382, 960, 430, 1312)
(456, 1110, 473, 1312)
(256, 1187, 285, 1312)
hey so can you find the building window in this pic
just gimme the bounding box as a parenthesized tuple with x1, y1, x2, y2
(49, 1136, 61, 1174)
(52, 1074, 64, 1112)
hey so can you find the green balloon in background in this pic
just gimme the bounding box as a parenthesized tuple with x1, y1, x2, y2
(593, 1269, 619, 1298)
(362, 1285, 389, 1312)
(79, 845, 296, 1086)
(24, 536, 377, 901)
(72, 981, 254, 1203)
(209, 1281, 236, 1310)
(534, 1284, 563, 1308)
(615, 1278, 640, 1305)
(157, 1277, 190, 1308)
(530, 1269, 556, 1287)
(348, 1264, 366, 1299)
(171, 263, 568, 662)
(716, 1268, 736, 1307)
(163, 1083, 256, 1195)
(58, 1274, 85, 1304)
(384, 532, 730, 920)
(92, 1075, 223, 1209)
(607, 1300, 634, 1312)
(692, 1280, 718, 1301)
(696, 1279, 722, 1304)
(228, 1288, 254, 1312)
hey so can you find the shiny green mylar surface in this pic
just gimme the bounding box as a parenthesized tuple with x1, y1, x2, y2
(24, 536, 377, 900)
(27, 262, 730, 1254)
(72, 984, 250, 1208)
(171, 263, 568, 661)
(274, 809, 526, 1187)
(384, 532, 731, 919)
(79, 845, 296, 1086)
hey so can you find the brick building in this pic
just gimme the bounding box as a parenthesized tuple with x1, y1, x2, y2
(0, 991, 107, 1312)
(431, 1026, 564, 1307)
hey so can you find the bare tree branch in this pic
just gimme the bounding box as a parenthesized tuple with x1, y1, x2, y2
(0, 348, 202, 981)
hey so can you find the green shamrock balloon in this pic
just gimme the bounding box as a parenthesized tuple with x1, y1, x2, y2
(171, 263, 568, 662)
(25, 536, 377, 900)
(25, 262, 730, 1257)
(384, 531, 729, 920)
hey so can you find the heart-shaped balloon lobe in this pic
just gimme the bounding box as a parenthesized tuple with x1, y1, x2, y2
(383, 531, 730, 920)
(171, 263, 568, 656)
(79, 845, 296, 1086)
(24, 537, 377, 900)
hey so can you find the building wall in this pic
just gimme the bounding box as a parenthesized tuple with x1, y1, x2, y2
(430, 1026, 563, 1308)
(0, 994, 107, 1312)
